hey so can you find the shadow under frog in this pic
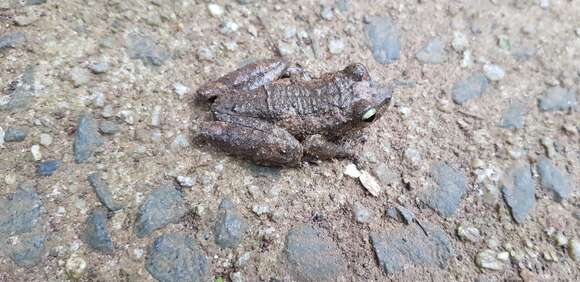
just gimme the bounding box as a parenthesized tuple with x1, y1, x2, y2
(195, 59, 393, 167)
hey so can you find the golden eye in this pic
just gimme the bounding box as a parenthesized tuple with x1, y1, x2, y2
(361, 108, 377, 122)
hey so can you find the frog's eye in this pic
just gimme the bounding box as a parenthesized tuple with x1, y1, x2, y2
(361, 108, 377, 122)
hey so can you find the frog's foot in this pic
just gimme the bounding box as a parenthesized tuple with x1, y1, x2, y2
(303, 134, 357, 162)
(197, 59, 288, 101)
(198, 117, 303, 167)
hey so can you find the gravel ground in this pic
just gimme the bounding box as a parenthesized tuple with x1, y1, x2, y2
(1, 0, 579, 281)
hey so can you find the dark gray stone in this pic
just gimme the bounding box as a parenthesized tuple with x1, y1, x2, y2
(371, 223, 454, 274)
(36, 160, 60, 176)
(134, 185, 187, 237)
(451, 73, 489, 105)
(285, 225, 346, 282)
(3, 127, 28, 142)
(74, 112, 104, 163)
(87, 172, 124, 211)
(214, 198, 247, 248)
(424, 163, 467, 218)
(416, 38, 447, 64)
(538, 87, 577, 112)
(0, 66, 35, 111)
(9, 233, 45, 267)
(146, 233, 209, 282)
(386, 206, 415, 225)
(99, 121, 121, 135)
(82, 208, 113, 253)
(0, 32, 25, 50)
(126, 34, 170, 66)
(26, 0, 47, 5)
(0, 183, 43, 237)
(536, 158, 572, 202)
(364, 16, 400, 64)
(499, 104, 524, 129)
(501, 163, 535, 224)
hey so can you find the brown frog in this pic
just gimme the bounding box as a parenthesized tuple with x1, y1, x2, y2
(196, 59, 393, 166)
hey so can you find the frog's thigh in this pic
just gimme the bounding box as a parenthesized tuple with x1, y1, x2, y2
(199, 120, 303, 166)
(303, 134, 356, 161)
(197, 59, 288, 100)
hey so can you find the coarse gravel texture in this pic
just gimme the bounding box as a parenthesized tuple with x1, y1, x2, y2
(1, 0, 579, 281)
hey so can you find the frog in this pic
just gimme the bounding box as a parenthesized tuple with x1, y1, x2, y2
(196, 59, 393, 167)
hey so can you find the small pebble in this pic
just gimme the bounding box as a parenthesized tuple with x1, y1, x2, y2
(569, 239, 579, 261)
(176, 176, 195, 188)
(328, 38, 345, 55)
(3, 127, 28, 142)
(457, 224, 481, 242)
(553, 232, 568, 247)
(150, 105, 162, 128)
(65, 254, 87, 280)
(452, 31, 469, 52)
(320, 5, 334, 20)
(575, 28, 580, 37)
(344, 163, 361, 178)
(476, 249, 504, 270)
(252, 204, 271, 216)
(30, 145, 42, 161)
(352, 202, 371, 223)
(36, 160, 60, 176)
(173, 82, 190, 99)
(88, 62, 109, 74)
(220, 20, 239, 34)
(497, 252, 510, 262)
(359, 170, 381, 197)
(99, 121, 121, 135)
(483, 64, 506, 81)
(207, 3, 224, 17)
(14, 15, 38, 26)
(39, 134, 52, 147)
(416, 38, 448, 64)
(197, 47, 214, 62)
(102, 105, 114, 118)
(69, 67, 91, 87)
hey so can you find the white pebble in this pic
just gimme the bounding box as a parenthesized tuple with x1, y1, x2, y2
(150, 105, 162, 128)
(177, 176, 195, 188)
(102, 105, 114, 118)
(461, 50, 474, 68)
(0, 126, 4, 146)
(344, 163, 361, 178)
(483, 64, 506, 81)
(39, 134, 52, 147)
(452, 31, 469, 52)
(119, 110, 135, 125)
(173, 82, 190, 99)
(359, 170, 382, 197)
(328, 38, 345, 55)
(207, 3, 224, 17)
(569, 238, 579, 261)
(31, 145, 42, 161)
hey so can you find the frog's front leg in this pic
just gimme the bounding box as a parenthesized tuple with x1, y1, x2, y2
(302, 134, 358, 162)
(198, 116, 303, 167)
(197, 59, 288, 101)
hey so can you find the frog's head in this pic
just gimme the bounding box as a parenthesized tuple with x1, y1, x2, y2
(342, 63, 393, 124)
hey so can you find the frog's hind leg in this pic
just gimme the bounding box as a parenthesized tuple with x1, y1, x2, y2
(198, 117, 303, 167)
(303, 134, 357, 162)
(197, 59, 288, 101)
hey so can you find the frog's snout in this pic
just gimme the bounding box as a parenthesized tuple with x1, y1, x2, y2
(371, 84, 393, 107)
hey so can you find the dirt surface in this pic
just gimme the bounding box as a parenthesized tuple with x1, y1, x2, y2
(1, 0, 579, 281)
